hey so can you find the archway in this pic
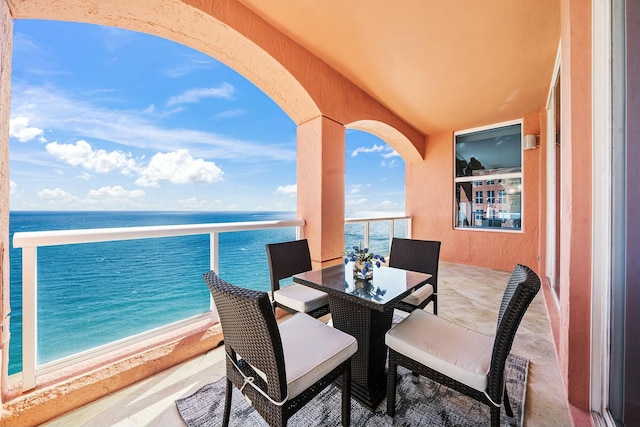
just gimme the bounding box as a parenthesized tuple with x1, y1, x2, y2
(7, 0, 321, 125)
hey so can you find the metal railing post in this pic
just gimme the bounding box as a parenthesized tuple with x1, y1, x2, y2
(22, 246, 37, 391)
(389, 220, 395, 249)
(209, 232, 219, 321)
(363, 221, 370, 249)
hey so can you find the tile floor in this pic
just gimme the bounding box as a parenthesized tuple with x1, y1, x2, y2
(39, 262, 572, 426)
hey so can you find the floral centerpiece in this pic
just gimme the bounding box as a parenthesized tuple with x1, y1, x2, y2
(343, 243, 386, 280)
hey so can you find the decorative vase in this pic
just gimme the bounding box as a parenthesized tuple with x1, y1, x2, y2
(353, 261, 373, 280)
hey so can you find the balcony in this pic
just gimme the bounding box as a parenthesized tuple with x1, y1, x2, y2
(6, 215, 432, 424)
(31, 259, 569, 426)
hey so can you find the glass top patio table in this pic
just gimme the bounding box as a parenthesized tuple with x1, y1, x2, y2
(292, 263, 432, 410)
(293, 263, 431, 312)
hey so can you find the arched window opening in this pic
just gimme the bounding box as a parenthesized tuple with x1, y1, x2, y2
(8, 20, 298, 376)
(344, 129, 406, 256)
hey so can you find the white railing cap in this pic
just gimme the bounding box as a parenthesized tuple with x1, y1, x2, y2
(13, 219, 305, 248)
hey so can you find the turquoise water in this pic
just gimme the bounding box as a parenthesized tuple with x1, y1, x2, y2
(8, 211, 403, 375)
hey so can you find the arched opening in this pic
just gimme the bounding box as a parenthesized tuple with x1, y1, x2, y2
(344, 129, 406, 217)
(8, 20, 303, 377)
(344, 123, 409, 256)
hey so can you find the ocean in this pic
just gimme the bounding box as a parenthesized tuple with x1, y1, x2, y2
(8, 211, 403, 375)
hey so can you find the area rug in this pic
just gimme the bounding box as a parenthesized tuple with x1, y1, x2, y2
(175, 353, 528, 427)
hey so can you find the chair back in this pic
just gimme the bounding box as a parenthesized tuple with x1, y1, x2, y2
(203, 271, 288, 403)
(265, 239, 312, 294)
(487, 264, 540, 405)
(388, 238, 441, 290)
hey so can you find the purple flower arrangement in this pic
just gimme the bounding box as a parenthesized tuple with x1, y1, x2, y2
(343, 243, 386, 279)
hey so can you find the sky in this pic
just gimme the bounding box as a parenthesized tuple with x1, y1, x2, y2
(8, 20, 405, 215)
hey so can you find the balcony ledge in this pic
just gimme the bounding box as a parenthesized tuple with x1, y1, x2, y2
(1, 320, 223, 426)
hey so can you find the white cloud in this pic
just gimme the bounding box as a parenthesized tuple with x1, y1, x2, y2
(346, 197, 367, 206)
(382, 150, 400, 158)
(349, 184, 371, 194)
(88, 185, 145, 199)
(37, 187, 79, 202)
(12, 32, 40, 52)
(142, 104, 185, 118)
(276, 184, 297, 195)
(178, 197, 209, 210)
(10, 84, 295, 161)
(100, 25, 133, 54)
(351, 144, 385, 157)
(10, 181, 17, 194)
(45, 140, 140, 174)
(77, 172, 92, 181)
(213, 108, 246, 120)
(163, 56, 214, 78)
(135, 149, 223, 187)
(166, 84, 235, 106)
(9, 117, 45, 142)
(377, 200, 401, 210)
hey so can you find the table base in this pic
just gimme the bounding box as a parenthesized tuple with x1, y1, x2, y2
(335, 374, 387, 411)
(329, 296, 394, 410)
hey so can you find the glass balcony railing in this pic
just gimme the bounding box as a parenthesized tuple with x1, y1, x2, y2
(11, 214, 410, 391)
(345, 215, 411, 255)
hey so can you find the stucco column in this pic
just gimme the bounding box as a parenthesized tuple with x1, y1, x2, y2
(558, 0, 592, 419)
(297, 116, 345, 268)
(0, 0, 12, 403)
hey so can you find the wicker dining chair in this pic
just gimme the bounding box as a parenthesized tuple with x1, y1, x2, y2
(203, 271, 357, 427)
(265, 239, 330, 318)
(388, 238, 441, 314)
(385, 264, 541, 427)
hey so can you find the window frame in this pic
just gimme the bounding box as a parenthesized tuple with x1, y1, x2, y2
(453, 119, 524, 233)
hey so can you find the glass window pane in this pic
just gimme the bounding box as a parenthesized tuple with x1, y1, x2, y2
(455, 178, 522, 230)
(455, 123, 522, 177)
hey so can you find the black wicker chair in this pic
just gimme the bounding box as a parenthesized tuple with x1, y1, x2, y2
(203, 271, 357, 427)
(385, 264, 541, 427)
(265, 239, 330, 318)
(388, 238, 441, 314)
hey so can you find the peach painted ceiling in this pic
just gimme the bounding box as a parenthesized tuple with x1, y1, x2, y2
(238, 0, 561, 135)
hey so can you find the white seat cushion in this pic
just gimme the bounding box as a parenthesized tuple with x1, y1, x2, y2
(279, 313, 358, 399)
(274, 284, 329, 313)
(385, 309, 494, 392)
(401, 283, 434, 306)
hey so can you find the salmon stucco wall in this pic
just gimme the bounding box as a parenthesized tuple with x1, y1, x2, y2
(406, 113, 542, 274)
(557, 0, 592, 421)
(0, 0, 12, 404)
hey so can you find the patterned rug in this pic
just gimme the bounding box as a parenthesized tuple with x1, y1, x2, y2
(175, 353, 528, 427)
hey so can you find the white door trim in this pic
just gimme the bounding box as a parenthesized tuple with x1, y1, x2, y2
(545, 44, 561, 308)
(591, 0, 614, 422)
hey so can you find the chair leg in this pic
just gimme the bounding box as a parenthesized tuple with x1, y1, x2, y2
(490, 405, 501, 427)
(386, 353, 398, 418)
(504, 388, 516, 425)
(433, 295, 437, 315)
(341, 361, 351, 427)
(223, 378, 233, 427)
